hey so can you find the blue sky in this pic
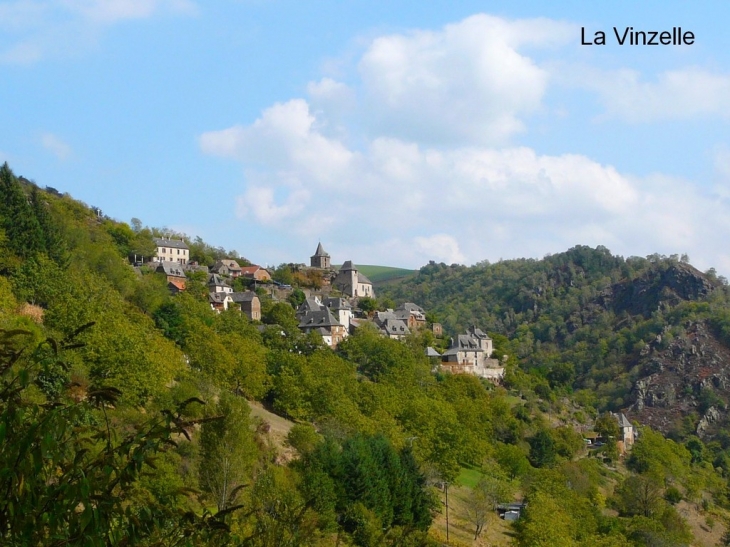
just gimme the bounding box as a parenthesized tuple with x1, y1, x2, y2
(2, 1, 730, 272)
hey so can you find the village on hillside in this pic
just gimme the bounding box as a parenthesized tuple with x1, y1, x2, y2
(142, 238, 508, 383)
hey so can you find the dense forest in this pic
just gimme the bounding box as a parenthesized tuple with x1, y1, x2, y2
(2, 162, 730, 546)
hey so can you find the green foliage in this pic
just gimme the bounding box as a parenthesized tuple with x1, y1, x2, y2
(528, 429, 557, 468)
(299, 434, 436, 545)
(0, 328, 231, 546)
(286, 423, 320, 455)
(199, 395, 258, 511)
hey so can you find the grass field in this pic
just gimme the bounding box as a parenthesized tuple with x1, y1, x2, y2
(333, 264, 417, 284)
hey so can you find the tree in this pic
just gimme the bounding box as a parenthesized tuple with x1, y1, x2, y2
(528, 429, 557, 468)
(465, 474, 513, 539)
(0, 327, 232, 546)
(495, 443, 530, 479)
(199, 395, 259, 512)
(614, 474, 664, 518)
(516, 491, 577, 547)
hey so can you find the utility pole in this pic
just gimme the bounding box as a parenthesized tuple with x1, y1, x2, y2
(445, 481, 450, 543)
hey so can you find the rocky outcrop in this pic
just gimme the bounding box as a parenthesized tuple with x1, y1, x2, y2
(599, 263, 716, 318)
(629, 321, 730, 437)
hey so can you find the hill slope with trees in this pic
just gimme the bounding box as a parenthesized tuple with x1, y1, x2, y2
(1, 162, 729, 546)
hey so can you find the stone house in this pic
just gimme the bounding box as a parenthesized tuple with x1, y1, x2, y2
(373, 311, 411, 339)
(232, 291, 261, 321)
(211, 259, 243, 278)
(207, 273, 232, 294)
(333, 261, 374, 298)
(394, 303, 426, 330)
(153, 238, 189, 265)
(296, 297, 347, 348)
(323, 297, 353, 332)
(241, 265, 272, 282)
(614, 412, 636, 453)
(156, 261, 187, 288)
(209, 292, 234, 312)
(441, 326, 504, 382)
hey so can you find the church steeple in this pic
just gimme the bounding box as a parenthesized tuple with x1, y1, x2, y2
(310, 242, 331, 269)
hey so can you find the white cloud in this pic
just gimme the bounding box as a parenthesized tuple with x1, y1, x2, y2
(414, 234, 465, 264)
(358, 14, 574, 145)
(40, 132, 72, 160)
(200, 14, 730, 270)
(569, 66, 730, 123)
(202, 95, 730, 268)
(0, 0, 196, 63)
(200, 99, 356, 187)
(235, 185, 310, 225)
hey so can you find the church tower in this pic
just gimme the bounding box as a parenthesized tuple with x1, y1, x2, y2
(310, 242, 331, 269)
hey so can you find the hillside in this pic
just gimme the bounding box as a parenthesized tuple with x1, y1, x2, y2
(1, 163, 728, 547)
(381, 249, 730, 439)
(333, 264, 417, 284)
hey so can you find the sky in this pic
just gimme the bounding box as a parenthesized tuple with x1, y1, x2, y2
(2, 1, 730, 272)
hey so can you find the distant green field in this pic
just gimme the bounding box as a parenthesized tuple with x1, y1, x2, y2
(334, 264, 417, 284)
(457, 466, 483, 488)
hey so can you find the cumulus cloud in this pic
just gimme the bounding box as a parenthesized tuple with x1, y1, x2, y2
(567, 66, 730, 123)
(414, 234, 465, 264)
(200, 13, 730, 270)
(200, 99, 356, 187)
(202, 95, 730, 268)
(40, 132, 72, 160)
(358, 14, 574, 145)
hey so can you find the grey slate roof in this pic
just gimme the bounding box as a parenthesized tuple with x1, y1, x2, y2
(324, 297, 352, 311)
(207, 273, 229, 287)
(220, 259, 242, 271)
(209, 292, 231, 304)
(357, 272, 373, 285)
(426, 347, 442, 357)
(154, 237, 189, 250)
(398, 302, 425, 313)
(298, 297, 325, 314)
(617, 413, 633, 429)
(156, 261, 186, 278)
(313, 242, 329, 257)
(339, 260, 355, 271)
(381, 318, 410, 336)
(298, 309, 342, 329)
(454, 334, 485, 351)
(231, 291, 257, 303)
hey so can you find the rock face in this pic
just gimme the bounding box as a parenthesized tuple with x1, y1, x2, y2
(629, 321, 730, 438)
(599, 263, 716, 318)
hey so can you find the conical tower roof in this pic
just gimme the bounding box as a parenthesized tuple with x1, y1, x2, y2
(313, 242, 329, 257)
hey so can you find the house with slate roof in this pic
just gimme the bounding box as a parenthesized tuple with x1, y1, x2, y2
(231, 291, 261, 321)
(156, 260, 186, 280)
(153, 237, 189, 265)
(207, 273, 232, 294)
(372, 310, 411, 339)
(296, 297, 347, 348)
(210, 259, 243, 278)
(441, 326, 504, 382)
(394, 302, 426, 330)
(613, 412, 636, 453)
(310, 242, 331, 269)
(323, 297, 353, 332)
(333, 261, 374, 298)
(209, 292, 234, 312)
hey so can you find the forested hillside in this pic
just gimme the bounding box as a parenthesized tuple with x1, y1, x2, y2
(1, 162, 729, 546)
(381, 249, 730, 438)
